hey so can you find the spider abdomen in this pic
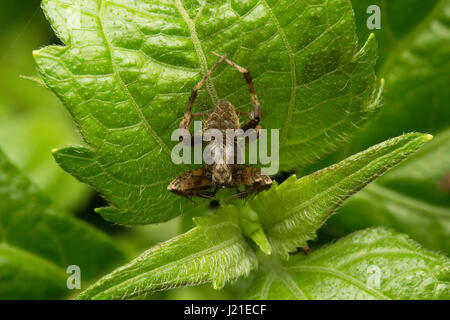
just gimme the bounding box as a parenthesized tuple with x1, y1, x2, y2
(210, 164, 233, 186)
(205, 138, 235, 187)
(204, 101, 240, 131)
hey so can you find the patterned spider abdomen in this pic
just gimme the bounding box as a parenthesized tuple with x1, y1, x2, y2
(204, 101, 240, 187)
(204, 101, 240, 132)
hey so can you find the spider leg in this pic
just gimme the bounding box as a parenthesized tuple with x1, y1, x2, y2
(179, 54, 228, 133)
(179, 112, 211, 147)
(233, 125, 260, 166)
(233, 166, 272, 197)
(244, 125, 260, 146)
(211, 52, 261, 131)
(192, 111, 210, 117)
(301, 245, 310, 255)
(168, 168, 214, 199)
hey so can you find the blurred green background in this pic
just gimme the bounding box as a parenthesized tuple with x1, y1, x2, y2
(0, 0, 87, 210)
(0, 0, 448, 299)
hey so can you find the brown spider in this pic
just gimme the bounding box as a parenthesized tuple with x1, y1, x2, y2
(168, 52, 272, 199)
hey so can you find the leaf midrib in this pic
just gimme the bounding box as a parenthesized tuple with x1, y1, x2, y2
(90, 222, 246, 299)
(260, 263, 309, 300)
(287, 265, 392, 300)
(98, 0, 174, 163)
(175, 0, 219, 105)
(268, 137, 419, 231)
(93, 236, 243, 299)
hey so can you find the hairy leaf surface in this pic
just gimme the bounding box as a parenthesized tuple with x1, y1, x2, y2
(246, 228, 450, 300)
(326, 129, 450, 254)
(77, 208, 257, 300)
(250, 133, 432, 257)
(35, 0, 382, 224)
(0, 149, 126, 299)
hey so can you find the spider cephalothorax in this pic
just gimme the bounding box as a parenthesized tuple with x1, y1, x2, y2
(168, 53, 272, 199)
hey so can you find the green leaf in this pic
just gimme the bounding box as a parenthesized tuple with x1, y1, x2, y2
(349, 0, 450, 152)
(77, 206, 257, 300)
(249, 132, 432, 257)
(0, 148, 126, 299)
(351, 0, 441, 67)
(34, 0, 382, 224)
(246, 227, 450, 300)
(324, 129, 450, 254)
(0, 244, 67, 300)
